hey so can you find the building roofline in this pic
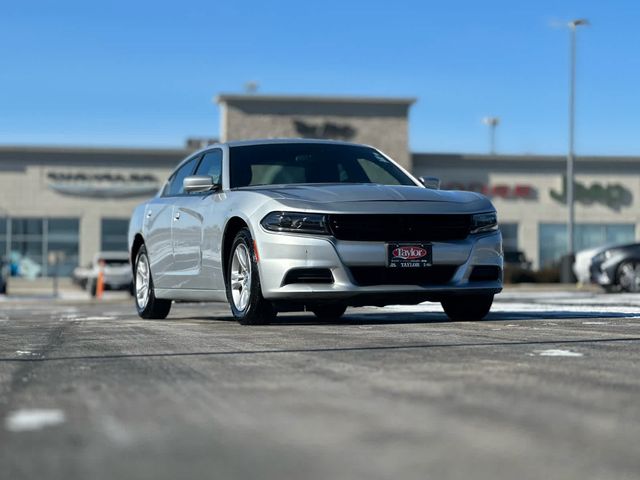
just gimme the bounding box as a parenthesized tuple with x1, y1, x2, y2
(413, 152, 640, 162)
(215, 93, 417, 106)
(0, 144, 190, 156)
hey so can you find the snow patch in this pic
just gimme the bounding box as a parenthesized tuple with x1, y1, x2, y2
(536, 349, 583, 357)
(5, 409, 66, 432)
(15, 350, 38, 356)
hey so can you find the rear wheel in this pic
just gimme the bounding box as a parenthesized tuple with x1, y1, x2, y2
(616, 260, 640, 292)
(135, 245, 172, 319)
(226, 228, 276, 325)
(441, 294, 493, 321)
(312, 304, 347, 321)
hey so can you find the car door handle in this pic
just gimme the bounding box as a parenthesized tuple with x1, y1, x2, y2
(174, 211, 180, 220)
(146, 211, 152, 218)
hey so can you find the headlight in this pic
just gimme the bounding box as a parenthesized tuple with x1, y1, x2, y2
(471, 211, 498, 234)
(592, 250, 612, 264)
(261, 211, 330, 235)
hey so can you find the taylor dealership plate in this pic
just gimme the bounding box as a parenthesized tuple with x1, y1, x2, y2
(387, 243, 433, 268)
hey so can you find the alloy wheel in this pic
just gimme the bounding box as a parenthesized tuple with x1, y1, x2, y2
(618, 261, 640, 292)
(136, 253, 151, 309)
(231, 243, 252, 311)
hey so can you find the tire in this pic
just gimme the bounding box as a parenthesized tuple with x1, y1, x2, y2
(616, 260, 640, 293)
(441, 294, 494, 321)
(312, 304, 347, 320)
(134, 245, 172, 319)
(226, 228, 275, 325)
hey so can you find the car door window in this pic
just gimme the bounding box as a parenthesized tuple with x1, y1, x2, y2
(165, 157, 199, 196)
(194, 150, 222, 185)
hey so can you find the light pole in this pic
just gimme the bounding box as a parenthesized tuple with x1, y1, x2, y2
(482, 117, 500, 155)
(566, 18, 589, 256)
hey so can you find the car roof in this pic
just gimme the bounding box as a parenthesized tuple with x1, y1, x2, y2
(228, 138, 370, 147)
(200, 138, 375, 150)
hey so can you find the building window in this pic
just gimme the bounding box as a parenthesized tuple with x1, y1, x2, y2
(500, 223, 518, 252)
(101, 218, 129, 252)
(539, 223, 636, 267)
(0, 217, 7, 261)
(47, 218, 80, 277)
(10, 218, 45, 278)
(6, 217, 79, 278)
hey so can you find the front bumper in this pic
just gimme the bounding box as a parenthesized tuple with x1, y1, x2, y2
(255, 229, 503, 304)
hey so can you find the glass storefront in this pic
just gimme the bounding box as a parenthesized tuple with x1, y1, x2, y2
(101, 218, 129, 252)
(3, 217, 80, 278)
(539, 223, 636, 267)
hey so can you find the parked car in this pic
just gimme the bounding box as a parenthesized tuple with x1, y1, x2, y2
(73, 252, 133, 297)
(503, 250, 534, 283)
(573, 244, 612, 285)
(504, 250, 532, 270)
(128, 139, 503, 323)
(580, 243, 640, 292)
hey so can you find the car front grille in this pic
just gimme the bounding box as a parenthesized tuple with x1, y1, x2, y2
(327, 214, 472, 242)
(348, 266, 458, 286)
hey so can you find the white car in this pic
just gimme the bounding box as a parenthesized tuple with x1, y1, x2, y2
(73, 252, 133, 296)
(128, 140, 503, 324)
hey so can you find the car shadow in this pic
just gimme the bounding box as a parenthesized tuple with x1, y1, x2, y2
(175, 309, 640, 326)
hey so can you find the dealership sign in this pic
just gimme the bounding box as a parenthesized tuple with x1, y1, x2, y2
(47, 172, 161, 198)
(550, 176, 632, 211)
(442, 182, 537, 199)
(293, 119, 357, 140)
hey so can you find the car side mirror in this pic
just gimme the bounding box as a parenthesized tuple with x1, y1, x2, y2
(419, 176, 441, 190)
(183, 175, 219, 193)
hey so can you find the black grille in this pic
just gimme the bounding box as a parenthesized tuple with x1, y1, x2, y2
(282, 268, 334, 286)
(327, 214, 472, 242)
(349, 266, 458, 286)
(469, 266, 502, 282)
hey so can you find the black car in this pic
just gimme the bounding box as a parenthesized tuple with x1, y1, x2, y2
(590, 243, 640, 292)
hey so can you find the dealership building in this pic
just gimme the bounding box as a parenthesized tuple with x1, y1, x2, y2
(1, 93, 638, 277)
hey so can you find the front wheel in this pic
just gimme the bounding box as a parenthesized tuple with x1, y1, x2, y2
(226, 228, 276, 325)
(616, 260, 640, 292)
(134, 245, 172, 319)
(441, 294, 494, 321)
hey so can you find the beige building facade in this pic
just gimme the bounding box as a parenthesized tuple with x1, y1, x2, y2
(217, 94, 415, 170)
(0, 146, 187, 276)
(2, 94, 638, 277)
(414, 153, 640, 269)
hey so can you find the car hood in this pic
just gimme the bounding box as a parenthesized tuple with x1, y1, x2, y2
(247, 184, 486, 205)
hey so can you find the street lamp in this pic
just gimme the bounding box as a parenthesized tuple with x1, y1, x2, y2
(566, 18, 589, 256)
(482, 116, 500, 155)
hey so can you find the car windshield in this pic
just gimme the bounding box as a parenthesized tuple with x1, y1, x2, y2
(102, 259, 129, 266)
(229, 143, 416, 188)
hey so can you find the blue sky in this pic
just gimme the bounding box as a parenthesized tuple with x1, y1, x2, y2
(1, 0, 639, 155)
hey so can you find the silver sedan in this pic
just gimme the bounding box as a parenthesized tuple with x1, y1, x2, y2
(128, 139, 503, 324)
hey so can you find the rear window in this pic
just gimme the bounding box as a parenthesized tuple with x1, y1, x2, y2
(229, 143, 415, 188)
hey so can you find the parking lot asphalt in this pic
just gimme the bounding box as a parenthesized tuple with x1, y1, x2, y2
(1, 290, 639, 480)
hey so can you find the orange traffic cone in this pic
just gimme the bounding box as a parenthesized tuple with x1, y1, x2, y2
(95, 260, 105, 299)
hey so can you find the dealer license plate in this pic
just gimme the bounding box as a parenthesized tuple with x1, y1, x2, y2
(387, 243, 433, 268)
